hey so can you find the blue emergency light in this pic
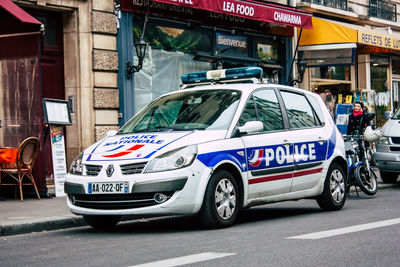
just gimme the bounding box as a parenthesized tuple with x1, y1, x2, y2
(181, 67, 263, 84)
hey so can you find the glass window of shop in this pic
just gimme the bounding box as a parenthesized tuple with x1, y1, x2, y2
(131, 18, 284, 113)
(256, 39, 281, 84)
(309, 65, 352, 118)
(370, 56, 390, 126)
(393, 60, 400, 111)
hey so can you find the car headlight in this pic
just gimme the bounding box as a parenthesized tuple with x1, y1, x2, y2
(69, 152, 83, 175)
(378, 136, 390, 145)
(144, 145, 197, 173)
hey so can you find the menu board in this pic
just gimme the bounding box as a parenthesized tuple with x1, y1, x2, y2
(42, 98, 72, 125)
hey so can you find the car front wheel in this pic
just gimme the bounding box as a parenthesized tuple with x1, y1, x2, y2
(199, 170, 239, 228)
(317, 163, 346, 211)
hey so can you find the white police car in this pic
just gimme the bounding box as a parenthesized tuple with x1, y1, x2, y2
(65, 67, 348, 229)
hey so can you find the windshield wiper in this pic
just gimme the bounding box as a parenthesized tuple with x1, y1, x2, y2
(155, 126, 188, 131)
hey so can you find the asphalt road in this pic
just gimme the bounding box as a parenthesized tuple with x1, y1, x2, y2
(1, 186, 399, 267)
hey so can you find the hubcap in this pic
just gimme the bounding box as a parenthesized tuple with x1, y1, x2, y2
(330, 169, 345, 203)
(215, 178, 236, 220)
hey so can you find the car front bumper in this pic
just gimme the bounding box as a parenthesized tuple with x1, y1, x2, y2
(64, 161, 212, 216)
(373, 144, 400, 172)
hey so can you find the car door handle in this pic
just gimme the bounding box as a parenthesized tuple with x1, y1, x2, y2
(318, 137, 326, 145)
(283, 139, 292, 146)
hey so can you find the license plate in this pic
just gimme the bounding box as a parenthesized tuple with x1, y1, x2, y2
(88, 182, 129, 194)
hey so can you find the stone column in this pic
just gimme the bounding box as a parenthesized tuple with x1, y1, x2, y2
(92, 2, 120, 141)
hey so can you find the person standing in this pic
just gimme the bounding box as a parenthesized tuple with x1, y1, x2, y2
(347, 101, 368, 135)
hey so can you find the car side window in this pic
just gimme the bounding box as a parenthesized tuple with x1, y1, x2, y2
(306, 94, 325, 125)
(253, 89, 284, 131)
(280, 91, 317, 129)
(239, 96, 256, 127)
(239, 89, 284, 132)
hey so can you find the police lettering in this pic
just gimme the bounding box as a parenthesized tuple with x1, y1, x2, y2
(104, 135, 164, 146)
(263, 143, 316, 167)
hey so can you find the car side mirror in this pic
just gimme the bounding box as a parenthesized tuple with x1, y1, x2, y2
(106, 130, 118, 137)
(384, 111, 393, 120)
(238, 121, 263, 134)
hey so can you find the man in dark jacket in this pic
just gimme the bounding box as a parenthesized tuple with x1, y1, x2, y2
(347, 101, 368, 135)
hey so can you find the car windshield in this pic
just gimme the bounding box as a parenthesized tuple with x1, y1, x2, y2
(393, 108, 400, 119)
(119, 89, 241, 133)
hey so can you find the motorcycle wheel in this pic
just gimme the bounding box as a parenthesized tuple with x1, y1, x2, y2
(354, 165, 378, 195)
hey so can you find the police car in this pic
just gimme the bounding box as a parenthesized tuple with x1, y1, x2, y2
(65, 67, 348, 229)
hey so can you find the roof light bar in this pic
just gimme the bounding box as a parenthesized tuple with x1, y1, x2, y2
(181, 67, 263, 84)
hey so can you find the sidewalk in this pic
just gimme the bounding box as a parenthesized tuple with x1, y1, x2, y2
(0, 181, 398, 236)
(0, 194, 86, 236)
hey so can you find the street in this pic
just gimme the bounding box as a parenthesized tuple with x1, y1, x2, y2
(1, 187, 399, 267)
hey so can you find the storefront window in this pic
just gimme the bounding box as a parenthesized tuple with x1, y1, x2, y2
(310, 66, 350, 80)
(393, 60, 400, 75)
(256, 42, 279, 64)
(371, 56, 390, 126)
(133, 23, 212, 53)
(130, 18, 287, 112)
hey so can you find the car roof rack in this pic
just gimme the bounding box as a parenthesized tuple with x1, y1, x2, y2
(180, 67, 266, 89)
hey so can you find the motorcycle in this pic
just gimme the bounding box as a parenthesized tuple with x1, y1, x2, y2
(344, 113, 381, 196)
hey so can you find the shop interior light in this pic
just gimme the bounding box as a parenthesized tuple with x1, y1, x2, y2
(181, 67, 263, 84)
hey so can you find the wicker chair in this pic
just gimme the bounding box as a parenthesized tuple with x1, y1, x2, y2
(1, 137, 41, 201)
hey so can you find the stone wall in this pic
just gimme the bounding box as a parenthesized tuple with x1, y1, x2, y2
(92, 3, 120, 141)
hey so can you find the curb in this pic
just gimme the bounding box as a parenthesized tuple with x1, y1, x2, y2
(0, 216, 87, 236)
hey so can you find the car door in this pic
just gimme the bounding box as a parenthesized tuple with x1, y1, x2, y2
(279, 90, 329, 192)
(239, 88, 294, 199)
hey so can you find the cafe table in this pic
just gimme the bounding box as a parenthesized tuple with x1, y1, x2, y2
(0, 147, 18, 169)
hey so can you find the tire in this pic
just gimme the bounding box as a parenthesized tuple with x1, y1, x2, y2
(199, 170, 239, 229)
(354, 165, 378, 195)
(379, 171, 399, 183)
(317, 163, 346, 211)
(83, 215, 121, 229)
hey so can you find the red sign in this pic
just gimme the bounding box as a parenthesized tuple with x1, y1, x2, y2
(123, 0, 312, 29)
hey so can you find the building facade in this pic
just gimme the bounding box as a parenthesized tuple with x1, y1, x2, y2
(0, 0, 118, 194)
(295, 0, 400, 126)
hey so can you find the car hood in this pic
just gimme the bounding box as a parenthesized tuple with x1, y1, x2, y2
(83, 130, 227, 163)
(381, 119, 400, 137)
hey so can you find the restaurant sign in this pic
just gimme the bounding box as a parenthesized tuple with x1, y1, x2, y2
(358, 31, 400, 51)
(125, 0, 313, 29)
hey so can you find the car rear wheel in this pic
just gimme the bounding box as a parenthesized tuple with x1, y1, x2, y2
(83, 215, 121, 229)
(379, 171, 399, 183)
(199, 170, 239, 228)
(317, 163, 346, 211)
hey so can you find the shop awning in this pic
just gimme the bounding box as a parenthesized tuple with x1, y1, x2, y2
(297, 18, 357, 66)
(0, 0, 41, 25)
(299, 17, 400, 52)
(123, 0, 313, 29)
(299, 17, 357, 47)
